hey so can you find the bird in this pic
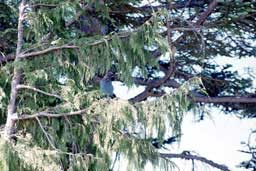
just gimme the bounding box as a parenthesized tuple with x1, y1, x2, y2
(151, 134, 181, 149)
(100, 72, 116, 98)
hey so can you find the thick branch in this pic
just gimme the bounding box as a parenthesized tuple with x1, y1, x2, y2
(131, 76, 256, 104)
(160, 152, 231, 171)
(17, 84, 63, 100)
(129, 2, 177, 103)
(129, 64, 175, 103)
(133, 77, 180, 88)
(195, 0, 218, 25)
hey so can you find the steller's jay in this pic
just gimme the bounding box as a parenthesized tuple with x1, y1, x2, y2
(100, 72, 116, 98)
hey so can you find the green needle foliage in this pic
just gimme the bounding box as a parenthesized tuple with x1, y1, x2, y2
(0, 0, 255, 171)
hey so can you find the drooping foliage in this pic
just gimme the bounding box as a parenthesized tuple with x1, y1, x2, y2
(0, 0, 255, 171)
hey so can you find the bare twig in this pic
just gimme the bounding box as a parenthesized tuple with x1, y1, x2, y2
(30, 3, 57, 9)
(35, 116, 57, 150)
(17, 84, 63, 100)
(18, 45, 79, 59)
(14, 108, 88, 121)
(111, 151, 120, 170)
(35, 116, 97, 159)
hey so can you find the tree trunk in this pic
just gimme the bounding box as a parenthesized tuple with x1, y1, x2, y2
(4, 0, 26, 140)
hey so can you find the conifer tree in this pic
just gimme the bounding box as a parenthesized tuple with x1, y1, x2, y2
(0, 0, 255, 170)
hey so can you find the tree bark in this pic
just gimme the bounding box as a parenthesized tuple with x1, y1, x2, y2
(4, 0, 26, 140)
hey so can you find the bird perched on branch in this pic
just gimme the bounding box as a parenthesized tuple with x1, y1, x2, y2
(100, 71, 116, 98)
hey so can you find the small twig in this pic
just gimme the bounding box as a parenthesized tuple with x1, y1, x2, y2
(17, 84, 63, 100)
(192, 159, 195, 171)
(35, 116, 98, 159)
(35, 116, 57, 150)
(18, 45, 79, 59)
(30, 3, 57, 9)
(111, 151, 120, 170)
(14, 108, 88, 121)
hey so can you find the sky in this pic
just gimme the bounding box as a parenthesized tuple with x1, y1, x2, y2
(113, 82, 256, 171)
(110, 1, 256, 170)
(175, 111, 256, 171)
(112, 57, 256, 171)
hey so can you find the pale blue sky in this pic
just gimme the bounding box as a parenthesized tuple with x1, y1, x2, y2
(112, 57, 256, 171)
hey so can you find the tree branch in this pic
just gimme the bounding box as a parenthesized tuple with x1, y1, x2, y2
(14, 109, 88, 121)
(17, 84, 63, 100)
(160, 152, 231, 171)
(111, 1, 210, 15)
(65, 4, 90, 27)
(0, 53, 15, 66)
(195, 0, 218, 25)
(35, 116, 57, 150)
(133, 77, 181, 88)
(129, 64, 175, 103)
(193, 96, 256, 104)
(128, 0, 218, 103)
(30, 3, 57, 9)
(35, 116, 96, 158)
(132, 76, 256, 104)
(18, 45, 79, 59)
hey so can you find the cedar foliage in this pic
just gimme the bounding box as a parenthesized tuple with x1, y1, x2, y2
(0, 0, 255, 171)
